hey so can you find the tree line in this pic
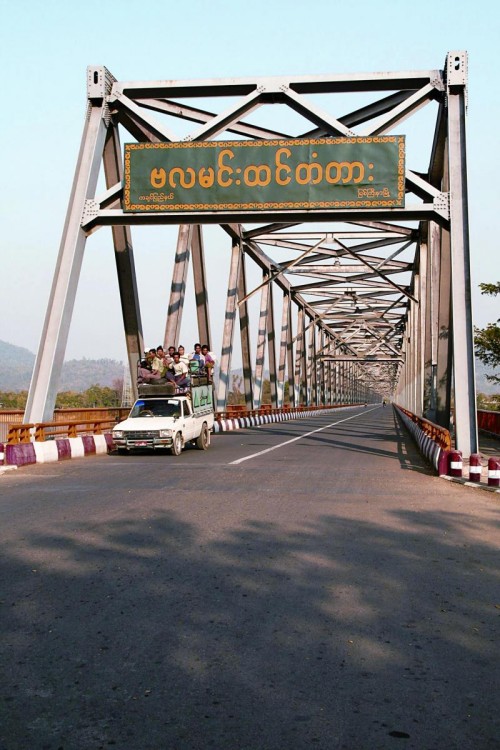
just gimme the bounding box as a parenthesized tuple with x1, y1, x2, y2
(0, 382, 123, 410)
(474, 282, 500, 386)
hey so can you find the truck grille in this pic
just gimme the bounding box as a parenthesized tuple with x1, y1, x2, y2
(126, 430, 159, 439)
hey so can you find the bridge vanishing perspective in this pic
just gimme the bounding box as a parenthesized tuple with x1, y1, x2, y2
(24, 51, 477, 455)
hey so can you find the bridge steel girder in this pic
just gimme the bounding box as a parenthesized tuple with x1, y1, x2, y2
(25, 55, 477, 453)
(102, 124, 144, 402)
(237, 252, 254, 411)
(25, 73, 111, 424)
(164, 224, 192, 350)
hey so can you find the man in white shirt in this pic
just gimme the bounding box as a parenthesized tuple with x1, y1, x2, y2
(166, 351, 190, 389)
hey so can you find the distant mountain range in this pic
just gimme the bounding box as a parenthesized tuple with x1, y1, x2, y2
(0, 340, 124, 391)
(0, 339, 497, 394)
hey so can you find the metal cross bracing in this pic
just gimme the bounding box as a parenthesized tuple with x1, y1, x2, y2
(24, 51, 478, 455)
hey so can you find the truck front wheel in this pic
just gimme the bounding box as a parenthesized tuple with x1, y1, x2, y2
(196, 423, 210, 450)
(170, 432, 183, 456)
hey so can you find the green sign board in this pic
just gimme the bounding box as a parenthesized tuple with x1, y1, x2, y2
(123, 136, 405, 213)
(192, 383, 213, 414)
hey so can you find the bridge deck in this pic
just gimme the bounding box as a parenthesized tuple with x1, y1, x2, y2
(1, 406, 499, 749)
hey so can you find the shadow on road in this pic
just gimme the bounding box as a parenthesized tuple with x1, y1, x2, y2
(1, 499, 499, 749)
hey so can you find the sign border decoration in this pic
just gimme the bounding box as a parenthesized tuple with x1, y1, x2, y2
(123, 136, 405, 213)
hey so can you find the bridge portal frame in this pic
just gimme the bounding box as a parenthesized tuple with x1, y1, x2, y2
(24, 52, 478, 455)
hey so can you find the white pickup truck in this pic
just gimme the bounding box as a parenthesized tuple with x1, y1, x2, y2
(112, 383, 214, 456)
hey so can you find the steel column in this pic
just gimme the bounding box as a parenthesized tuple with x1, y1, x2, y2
(25, 97, 109, 423)
(446, 51, 478, 455)
(237, 250, 254, 410)
(277, 292, 291, 408)
(253, 275, 270, 408)
(294, 307, 305, 406)
(191, 224, 212, 349)
(102, 124, 144, 401)
(216, 239, 242, 411)
(164, 225, 192, 348)
(266, 282, 278, 407)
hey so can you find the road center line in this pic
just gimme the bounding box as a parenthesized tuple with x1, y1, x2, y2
(229, 406, 380, 465)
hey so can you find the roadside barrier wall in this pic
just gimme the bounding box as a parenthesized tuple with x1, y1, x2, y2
(393, 404, 449, 474)
(477, 409, 500, 437)
(213, 405, 353, 433)
(1, 434, 113, 468)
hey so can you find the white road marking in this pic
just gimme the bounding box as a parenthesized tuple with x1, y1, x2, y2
(230, 407, 380, 465)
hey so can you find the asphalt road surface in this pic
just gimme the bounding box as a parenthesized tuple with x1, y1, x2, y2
(1, 405, 499, 750)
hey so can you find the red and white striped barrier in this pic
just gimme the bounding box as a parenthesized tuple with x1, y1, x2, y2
(488, 457, 500, 487)
(468, 453, 482, 483)
(213, 406, 353, 433)
(2, 434, 114, 468)
(448, 450, 463, 478)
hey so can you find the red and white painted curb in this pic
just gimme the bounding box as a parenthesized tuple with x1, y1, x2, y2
(213, 406, 352, 433)
(469, 453, 482, 483)
(488, 457, 500, 487)
(393, 406, 500, 492)
(0, 434, 114, 469)
(448, 450, 463, 478)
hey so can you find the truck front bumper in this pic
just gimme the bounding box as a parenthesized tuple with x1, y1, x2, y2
(112, 433, 173, 450)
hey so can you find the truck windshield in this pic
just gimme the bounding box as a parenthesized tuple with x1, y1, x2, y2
(129, 400, 182, 418)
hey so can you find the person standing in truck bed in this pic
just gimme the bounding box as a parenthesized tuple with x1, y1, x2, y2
(189, 343, 204, 371)
(178, 345, 190, 368)
(201, 344, 216, 382)
(152, 346, 167, 378)
(166, 351, 190, 390)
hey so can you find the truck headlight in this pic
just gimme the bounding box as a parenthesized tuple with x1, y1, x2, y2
(113, 430, 124, 439)
(159, 429, 172, 438)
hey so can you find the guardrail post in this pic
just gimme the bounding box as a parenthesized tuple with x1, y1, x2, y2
(448, 449, 463, 478)
(438, 450, 449, 476)
(487, 457, 500, 487)
(469, 453, 482, 483)
(21, 425, 33, 443)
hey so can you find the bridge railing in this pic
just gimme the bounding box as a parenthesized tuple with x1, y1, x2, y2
(395, 405, 452, 450)
(0, 406, 130, 443)
(3, 403, 362, 444)
(218, 403, 361, 420)
(6, 419, 119, 445)
(477, 409, 500, 437)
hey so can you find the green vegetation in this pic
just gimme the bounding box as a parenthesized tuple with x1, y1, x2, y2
(228, 374, 290, 406)
(0, 391, 28, 409)
(474, 282, 500, 385)
(477, 393, 500, 412)
(0, 383, 122, 411)
(475, 282, 499, 409)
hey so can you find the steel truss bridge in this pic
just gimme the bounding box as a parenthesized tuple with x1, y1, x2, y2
(25, 51, 478, 455)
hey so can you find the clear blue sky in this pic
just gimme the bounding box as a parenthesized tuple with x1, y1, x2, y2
(1, 0, 499, 362)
